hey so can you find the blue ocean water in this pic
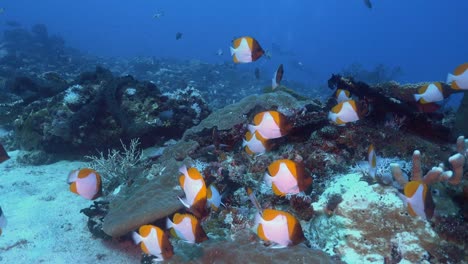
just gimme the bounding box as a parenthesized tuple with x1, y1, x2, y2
(2, 0, 467, 84)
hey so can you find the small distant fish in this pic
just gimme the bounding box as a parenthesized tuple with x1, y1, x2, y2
(328, 100, 360, 126)
(363, 0, 372, 9)
(398, 181, 435, 220)
(67, 168, 102, 200)
(0, 206, 7, 236)
(230, 36, 264, 63)
(216, 48, 223, 56)
(242, 131, 270, 155)
(272, 64, 284, 89)
(248, 111, 291, 139)
(178, 165, 208, 218)
(175, 32, 183, 40)
(446, 63, 468, 90)
(368, 144, 377, 178)
(206, 184, 224, 210)
(264, 159, 312, 196)
(153, 10, 164, 20)
(414, 82, 444, 104)
(166, 213, 208, 243)
(254, 67, 260, 80)
(132, 225, 174, 260)
(0, 142, 10, 163)
(246, 187, 263, 215)
(255, 209, 305, 248)
(335, 89, 351, 103)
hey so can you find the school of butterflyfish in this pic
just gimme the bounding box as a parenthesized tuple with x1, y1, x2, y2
(56, 36, 468, 260)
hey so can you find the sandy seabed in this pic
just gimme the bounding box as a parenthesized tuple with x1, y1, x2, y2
(0, 151, 140, 264)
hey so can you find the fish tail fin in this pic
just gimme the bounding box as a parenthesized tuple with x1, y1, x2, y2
(247, 124, 257, 134)
(446, 73, 455, 84)
(178, 165, 188, 176)
(242, 139, 247, 147)
(413, 94, 422, 102)
(132, 231, 142, 245)
(254, 212, 263, 226)
(166, 217, 174, 229)
(230, 47, 236, 56)
(178, 196, 190, 208)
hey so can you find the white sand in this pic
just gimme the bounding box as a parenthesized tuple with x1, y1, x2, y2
(0, 151, 141, 263)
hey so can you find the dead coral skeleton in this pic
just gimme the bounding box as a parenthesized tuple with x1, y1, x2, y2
(391, 136, 467, 186)
(85, 138, 147, 193)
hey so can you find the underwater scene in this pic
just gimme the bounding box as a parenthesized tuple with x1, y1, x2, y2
(0, 0, 467, 263)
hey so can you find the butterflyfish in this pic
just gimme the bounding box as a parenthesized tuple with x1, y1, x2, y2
(413, 82, 444, 104)
(0, 206, 6, 236)
(0, 142, 9, 163)
(368, 144, 377, 178)
(248, 111, 291, 139)
(230, 36, 264, 63)
(264, 159, 312, 196)
(328, 100, 360, 126)
(447, 63, 468, 90)
(398, 181, 435, 220)
(242, 131, 270, 155)
(166, 213, 208, 244)
(335, 89, 351, 103)
(178, 165, 208, 218)
(132, 225, 174, 260)
(272, 64, 284, 89)
(67, 168, 102, 200)
(255, 209, 305, 248)
(207, 184, 224, 210)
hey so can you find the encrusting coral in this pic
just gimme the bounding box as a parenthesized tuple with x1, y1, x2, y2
(391, 135, 467, 186)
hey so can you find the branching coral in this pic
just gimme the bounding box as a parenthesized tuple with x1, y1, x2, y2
(391, 136, 466, 186)
(85, 138, 147, 194)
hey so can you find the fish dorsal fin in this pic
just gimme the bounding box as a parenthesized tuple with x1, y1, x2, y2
(268, 160, 281, 176)
(269, 111, 281, 127)
(206, 185, 213, 199)
(284, 212, 298, 239)
(233, 37, 243, 49)
(262, 209, 279, 221)
(454, 63, 468, 76)
(404, 181, 426, 217)
(187, 167, 203, 180)
(418, 84, 428, 95)
(139, 225, 153, 237)
(78, 168, 95, 179)
(245, 37, 254, 50)
(403, 181, 423, 197)
(244, 131, 253, 141)
(253, 112, 266, 126)
(331, 101, 344, 114)
(173, 213, 185, 224)
(433, 82, 443, 92)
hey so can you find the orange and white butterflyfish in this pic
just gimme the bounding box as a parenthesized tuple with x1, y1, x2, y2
(67, 168, 102, 200)
(132, 225, 174, 260)
(0, 206, 7, 236)
(398, 181, 435, 220)
(368, 144, 377, 178)
(178, 165, 208, 218)
(328, 100, 360, 126)
(206, 184, 224, 210)
(166, 213, 208, 244)
(230, 36, 264, 63)
(248, 111, 291, 139)
(413, 82, 444, 104)
(335, 89, 351, 103)
(0, 143, 10, 164)
(446, 63, 468, 90)
(242, 131, 270, 155)
(254, 209, 305, 248)
(264, 159, 312, 196)
(272, 64, 284, 89)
